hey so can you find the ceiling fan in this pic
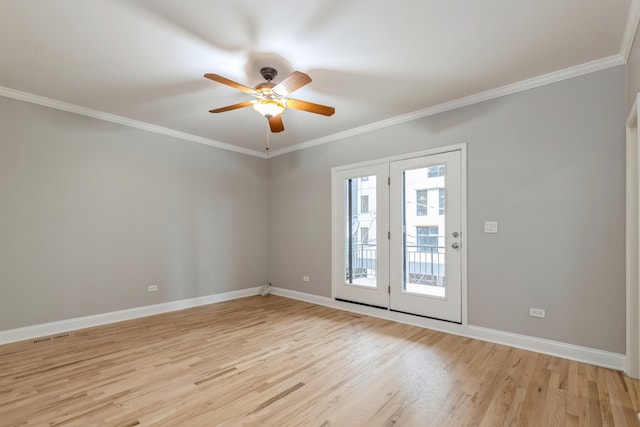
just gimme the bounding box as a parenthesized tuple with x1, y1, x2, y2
(204, 67, 335, 133)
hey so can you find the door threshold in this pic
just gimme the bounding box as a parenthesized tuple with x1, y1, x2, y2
(389, 309, 461, 325)
(335, 298, 387, 311)
(335, 298, 461, 325)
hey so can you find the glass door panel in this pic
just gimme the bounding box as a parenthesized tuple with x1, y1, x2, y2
(403, 166, 446, 298)
(345, 175, 378, 287)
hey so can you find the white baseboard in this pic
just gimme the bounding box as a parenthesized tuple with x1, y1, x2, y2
(270, 287, 625, 371)
(1, 286, 625, 371)
(0, 287, 260, 345)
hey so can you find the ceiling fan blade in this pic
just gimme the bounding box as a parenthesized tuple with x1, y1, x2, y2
(272, 71, 312, 97)
(285, 98, 335, 116)
(268, 115, 284, 132)
(209, 101, 254, 113)
(204, 73, 258, 95)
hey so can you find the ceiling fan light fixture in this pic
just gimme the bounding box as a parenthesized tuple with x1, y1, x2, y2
(253, 99, 285, 118)
(205, 68, 334, 134)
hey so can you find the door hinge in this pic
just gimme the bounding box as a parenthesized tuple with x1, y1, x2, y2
(388, 231, 390, 239)
(388, 286, 391, 294)
(388, 176, 390, 186)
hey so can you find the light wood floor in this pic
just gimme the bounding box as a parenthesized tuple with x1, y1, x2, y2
(1, 296, 639, 426)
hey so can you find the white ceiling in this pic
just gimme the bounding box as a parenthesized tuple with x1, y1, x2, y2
(0, 0, 634, 156)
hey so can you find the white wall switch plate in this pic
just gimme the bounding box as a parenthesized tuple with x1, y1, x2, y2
(484, 221, 498, 233)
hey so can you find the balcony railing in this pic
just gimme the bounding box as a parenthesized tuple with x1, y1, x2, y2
(346, 243, 445, 287)
(405, 245, 445, 287)
(347, 243, 377, 282)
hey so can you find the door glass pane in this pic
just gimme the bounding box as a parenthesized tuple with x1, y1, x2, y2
(403, 166, 446, 297)
(344, 175, 377, 287)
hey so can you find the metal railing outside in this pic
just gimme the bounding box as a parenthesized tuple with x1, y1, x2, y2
(405, 245, 445, 287)
(346, 243, 445, 287)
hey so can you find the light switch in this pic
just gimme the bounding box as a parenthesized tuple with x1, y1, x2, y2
(484, 221, 498, 234)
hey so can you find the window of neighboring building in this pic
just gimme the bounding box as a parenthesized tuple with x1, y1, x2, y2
(360, 195, 369, 213)
(416, 190, 428, 216)
(418, 188, 445, 216)
(361, 227, 369, 244)
(428, 165, 445, 178)
(417, 226, 439, 252)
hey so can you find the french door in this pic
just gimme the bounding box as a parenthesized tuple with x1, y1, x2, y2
(332, 147, 465, 323)
(331, 163, 390, 308)
(389, 151, 462, 322)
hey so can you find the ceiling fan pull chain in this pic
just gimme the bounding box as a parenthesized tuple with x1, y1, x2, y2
(266, 125, 270, 157)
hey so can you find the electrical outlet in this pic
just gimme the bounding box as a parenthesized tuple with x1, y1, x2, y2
(148, 285, 158, 292)
(529, 307, 545, 318)
(303, 276, 310, 282)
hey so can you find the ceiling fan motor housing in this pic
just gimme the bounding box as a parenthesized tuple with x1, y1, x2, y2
(260, 67, 278, 82)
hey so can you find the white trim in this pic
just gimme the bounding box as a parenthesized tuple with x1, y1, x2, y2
(0, 55, 624, 160)
(628, 96, 639, 129)
(1, 285, 624, 370)
(621, 0, 640, 62)
(627, 97, 640, 379)
(269, 55, 625, 157)
(0, 287, 260, 345)
(467, 326, 625, 371)
(0, 86, 267, 159)
(331, 143, 467, 172)
(270, 287, 625, 371)
(460, 148, 468, 326)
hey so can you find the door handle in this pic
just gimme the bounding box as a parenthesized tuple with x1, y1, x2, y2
(451, 242, 460, 249)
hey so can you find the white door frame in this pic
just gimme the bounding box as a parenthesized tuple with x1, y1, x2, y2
(626, 94, 639, 379)
(331, 143, 468, 325)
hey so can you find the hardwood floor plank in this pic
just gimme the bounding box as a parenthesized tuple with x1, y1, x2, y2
(0, 295, 638, 426)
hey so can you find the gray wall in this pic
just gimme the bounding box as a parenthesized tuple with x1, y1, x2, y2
(0, 97, 268, 330)
(628, 24, 640, 111)
(267, 66, 627, 353)
(0, 65, 627, 354)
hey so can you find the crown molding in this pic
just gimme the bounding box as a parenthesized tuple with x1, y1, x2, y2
(0, 53, 625, 160)
(0, 86, 267, 159)
(269, 54, 625, 157)
(621, 0, 640, 61)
